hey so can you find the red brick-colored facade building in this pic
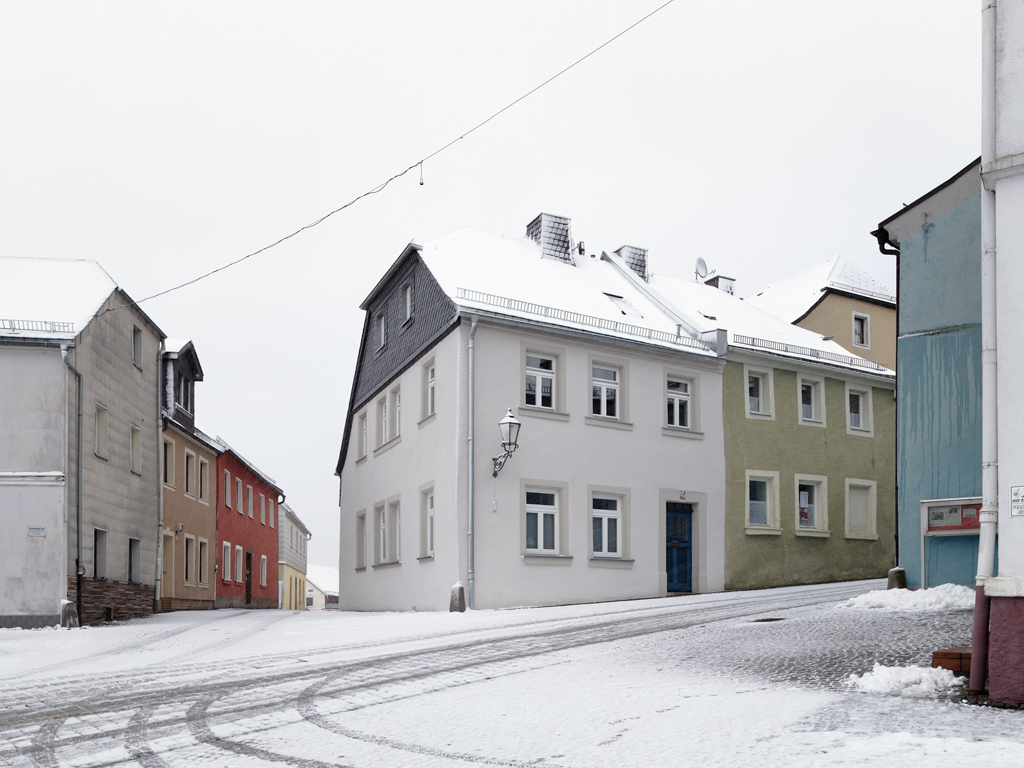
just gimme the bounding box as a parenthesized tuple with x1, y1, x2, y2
(215, 442, 283, 609)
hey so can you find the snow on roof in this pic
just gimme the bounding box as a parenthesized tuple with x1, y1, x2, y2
(305, 564, 339, 595)
(280, 502, 310, 535)
(418, 228, 716, 356)
(213, 436, 282, 493)
(648, 273, 892, 375)
(0, 257, 117, 340)
(746, 257, 895, 323)
(163, 338, 191, 355)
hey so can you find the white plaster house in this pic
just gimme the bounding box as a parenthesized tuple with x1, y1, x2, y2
(0, 257, 165, 627)
(337, 214, 729, 611)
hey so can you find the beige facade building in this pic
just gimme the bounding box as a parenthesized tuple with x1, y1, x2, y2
(278, 503, 310, 610)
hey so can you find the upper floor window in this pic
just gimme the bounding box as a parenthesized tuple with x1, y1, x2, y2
(95, 403, 109, 459)
(402, 283, 413, 323)
(744, 365, 774, 420)
(591, 365, 619, 419)
(236, 478, 243, 514)
(224, 470, 231, 507)
(525, 355, 555, 409)
(247, 485, 254, 518)
(375, 313, 386, 350)
(130, 424, 142, 475)
(357, 412, 367, 458)
(175, 372, 192, 413)
(163, 439, 175, 487)
(846, 383, 874, 436)
(184, 451, 196, 496)
(798, 375, 825, 426)
(132, 325, 143, 368)
(666, 378, 690, 428)
(198, 458, 209, 502)
(852, 313, 870, 348)
(422, 360, 436, 419)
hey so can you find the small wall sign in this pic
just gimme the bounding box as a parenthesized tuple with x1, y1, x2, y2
(1011, 486, 1024, 517)
(27, 527, 46, 537)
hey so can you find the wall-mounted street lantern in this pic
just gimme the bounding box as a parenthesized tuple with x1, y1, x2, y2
(492, 408, 522, 477)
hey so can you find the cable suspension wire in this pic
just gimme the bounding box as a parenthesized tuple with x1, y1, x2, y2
(116, 0, 676, 310)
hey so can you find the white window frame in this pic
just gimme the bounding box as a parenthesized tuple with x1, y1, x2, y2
(236, 478, 243, 514)
(375, 312, 386, 350)
(591, 364, 620, 420)
(184, 533, 196, 585)
(184, 450, 196, 497)
(260, 493, 266, 525)
(128, 537, 141, 583)
(132, 324, 143, 368)
(269, 498, 275, 529)
(797, 374, 826, 427)
(421, 359, 436, 420)
(260, 554, 268, 587)
(744, 365, 774, 420)
(523, 485, 563, 555)
(357, 411, 367, 458)
(402, 282, 413, 323)
(524, 354, 556, 410)
(198, 538, 209, 585)
(745, 470, 781, 534)
(163, 439, 175, 487)
(852, 312, 870, 349)
(224, 470, 232, 508)
(94, 528, 107, 579)
(421, 488, 435, 558)
(665, 377, 691, 429)
(794, 474, 829, 536)
(247, 486, 253, 518)
(95, 403, 109, 459)
(390, 386, 401, 439)
(355, 511, 366, 569)
(198, 458, 209, 502)
(845, 479, 878, 540)
(845, 382, 874, 436)
(234, 545, 244, 582)
(223, 541, 232, 582)
(377, 395, 388, 447)
(591, 493, 623, 558)
(130, 424, 142, 475)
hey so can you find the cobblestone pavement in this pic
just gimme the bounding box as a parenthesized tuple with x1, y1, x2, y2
(0, 581, 1013, 767)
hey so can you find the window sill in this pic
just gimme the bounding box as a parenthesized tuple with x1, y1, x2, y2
(372, 560, 401, 569)
(661, 426, 704, 440)
(95, 453, 109, 462)
(798, 419, 826, 428)
(745, 411, 775, 421)
(795, 529, 830, 538)
(130, 469, 142, 477)
(844, 533, 879, 541)
(517, 406, 570, 422)
(522, 553, 573, 564)
(847, 427, 874, 437)
(745, 527, 782, 536)
(589, 557, 634, 568)
(355, 454, 367, 466)
(418, 412, 437, 428)
(585, 415, 633, 431)
(417, 554, 434, 562)
(354, 567, 367, 572)
(373, 435, 402, 457)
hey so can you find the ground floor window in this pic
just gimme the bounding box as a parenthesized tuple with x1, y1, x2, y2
(745, 471, 780, 533)
(795, 474, 829, 535)
(592, 496, 620, 556)
(525, 488, 559, 554)
(845, 479, 877, 539)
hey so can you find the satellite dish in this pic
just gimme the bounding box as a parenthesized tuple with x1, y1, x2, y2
(695, 257, 709, 280)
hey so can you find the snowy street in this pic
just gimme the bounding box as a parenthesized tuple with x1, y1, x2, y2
(2, 580, 1021, 767)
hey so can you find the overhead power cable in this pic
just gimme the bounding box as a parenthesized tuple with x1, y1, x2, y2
(118, 0, 677, 309)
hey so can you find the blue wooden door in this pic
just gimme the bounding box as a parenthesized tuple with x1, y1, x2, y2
(666, 502, 693, 592)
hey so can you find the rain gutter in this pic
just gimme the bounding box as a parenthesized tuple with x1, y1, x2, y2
(467, 316, 479, 610)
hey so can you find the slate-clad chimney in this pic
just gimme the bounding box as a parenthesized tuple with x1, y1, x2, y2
(615, 245, 648, 282)
(527, 213, 575, 266)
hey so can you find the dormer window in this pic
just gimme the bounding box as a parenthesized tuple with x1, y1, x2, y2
(175, 371, 192, 413)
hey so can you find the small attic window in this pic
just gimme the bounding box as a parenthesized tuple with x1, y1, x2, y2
(604, 293, 643, 319)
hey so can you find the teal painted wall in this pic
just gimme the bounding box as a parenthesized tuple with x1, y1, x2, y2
(896, 192, 983, 587)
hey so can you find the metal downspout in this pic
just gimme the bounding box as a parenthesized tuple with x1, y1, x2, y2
(155, 341, 166, 613)
(61, 346, 84, 623)
(468, 317, 479, 610)
(971, 0, 998, 695)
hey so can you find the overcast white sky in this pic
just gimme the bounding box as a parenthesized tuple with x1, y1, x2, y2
(1, 2, 980, 567)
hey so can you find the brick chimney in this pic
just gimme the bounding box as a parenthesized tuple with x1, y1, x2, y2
(615, 245, 648, 282)
(527, 213, 575, 266)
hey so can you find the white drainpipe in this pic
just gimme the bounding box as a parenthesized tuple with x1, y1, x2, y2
(971, 0, 998, 694)
(467, 317, 479, 610)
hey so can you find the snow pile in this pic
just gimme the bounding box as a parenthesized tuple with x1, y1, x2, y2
(837, 583, 975, 612)
(846, 663, 965, 697)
